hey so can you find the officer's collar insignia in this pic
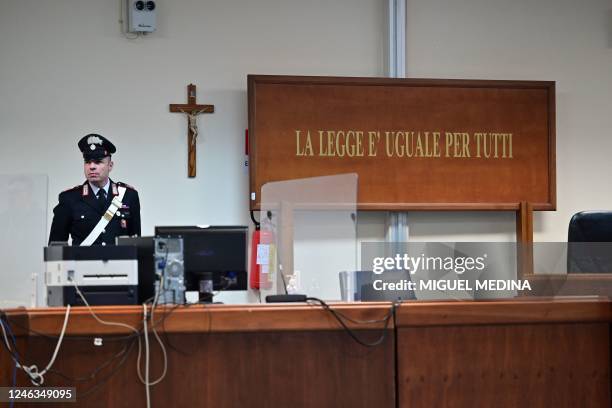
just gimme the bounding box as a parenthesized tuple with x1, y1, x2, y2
(82, 184, 89, 196)
(112, 183, 119, 196)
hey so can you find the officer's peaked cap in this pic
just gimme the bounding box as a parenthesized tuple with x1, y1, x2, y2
(78, 134, 116, 161)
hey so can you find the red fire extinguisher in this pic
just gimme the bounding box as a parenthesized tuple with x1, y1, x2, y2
(250, 227, 275, 290)
(247, 129, 275, 290)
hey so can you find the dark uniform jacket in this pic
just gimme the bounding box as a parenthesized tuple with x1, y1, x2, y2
(49, 180, 141, 246)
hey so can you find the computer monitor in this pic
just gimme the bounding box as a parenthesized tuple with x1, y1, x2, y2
(154, 225, 248, 292)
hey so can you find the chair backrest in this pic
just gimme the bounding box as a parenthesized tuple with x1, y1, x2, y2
(568, 211, 612, 242)
(567, 211, 612, 273)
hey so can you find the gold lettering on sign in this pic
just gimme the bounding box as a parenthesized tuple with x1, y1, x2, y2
(355, 131, 365, 156)
(368, 131, 380, 156)
(336, 131, 346, 157)
(326, 131, 335, 157)
(432, 132, 441, 157)
(295, 130, 314, 156)
(318, 131, 327, 156)
(508, 134, 513, 158)
(295, 129, 514, 160)
(317, 130, 366, 157)
(444, 132, 471, 158)
(462, 133, 470, 158)
(384, 131, 442, 158)
(385, 132, 394, 157)
(474, 133, 513, 159)
(415, 133, 424, 157)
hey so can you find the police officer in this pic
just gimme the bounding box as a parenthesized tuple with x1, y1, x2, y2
(48, 134, 141, 245)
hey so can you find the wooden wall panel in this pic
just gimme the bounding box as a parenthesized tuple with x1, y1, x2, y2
(397, 323, 610, 408)
(5, 330, 395, 408)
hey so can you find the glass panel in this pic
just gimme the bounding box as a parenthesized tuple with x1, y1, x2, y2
(361, 242, 518, 301)
(359, 241, 612, 300)
(0, 175, 48, 307)
(259, 173, 357, 301)
(530, 242, 612, 297)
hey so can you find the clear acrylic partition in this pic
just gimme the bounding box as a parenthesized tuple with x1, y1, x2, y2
(259, 174, 357, 301)
(358, 241, 612, 301)
(0, 175, 48, 308)
(360, 242, 517, 301)
(533, 242, 612, 274)
(531, 242, 612, 297)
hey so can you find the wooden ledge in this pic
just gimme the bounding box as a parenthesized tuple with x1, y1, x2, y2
(5, 302, 395, 336)
(394, 297, 611, 327)
(4, 297, 610, 337)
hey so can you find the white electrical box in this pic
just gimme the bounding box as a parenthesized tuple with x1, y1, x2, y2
(127, 0, 157, 33)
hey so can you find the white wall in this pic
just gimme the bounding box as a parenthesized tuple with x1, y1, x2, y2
(0, 0, 383, 231)
(403, 0, 612, 242)
(0, 0, 384, 305)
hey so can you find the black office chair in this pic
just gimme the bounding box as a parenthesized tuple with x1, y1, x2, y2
(567, 211, 612, 273)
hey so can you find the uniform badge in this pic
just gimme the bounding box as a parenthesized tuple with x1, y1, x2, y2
(112, 183, 119, 196)
(121, 219, 127, 228)
(90, 144, 96, 150)
(87, 135, 103, 145)
(82, 184, 89, 196)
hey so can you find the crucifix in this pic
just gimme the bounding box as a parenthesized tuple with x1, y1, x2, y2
(169, 84, 215, 177)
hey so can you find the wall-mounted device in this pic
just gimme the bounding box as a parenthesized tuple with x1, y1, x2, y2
(127, 0, 157, 33)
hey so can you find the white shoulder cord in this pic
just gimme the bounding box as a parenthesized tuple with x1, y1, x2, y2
(80, 186, 127, 246)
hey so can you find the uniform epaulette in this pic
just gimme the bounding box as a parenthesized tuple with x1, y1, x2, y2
(62, 185, 81, 193)
(117, 182, 137, 191)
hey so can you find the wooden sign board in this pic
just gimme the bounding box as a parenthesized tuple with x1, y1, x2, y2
(248, 75, 556, 211)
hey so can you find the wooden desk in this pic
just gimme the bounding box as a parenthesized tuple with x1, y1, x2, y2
(1, 303, 395, 408)
(1, 298, 610, 407)
(394, 298, 611, 407)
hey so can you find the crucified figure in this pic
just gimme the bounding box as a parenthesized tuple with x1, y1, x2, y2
(169, 84, 215, 177)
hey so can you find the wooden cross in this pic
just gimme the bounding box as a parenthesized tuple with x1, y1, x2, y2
(169, 84, 214, 177)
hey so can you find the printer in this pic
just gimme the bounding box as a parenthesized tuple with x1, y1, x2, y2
(44, 245, 138, 306)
